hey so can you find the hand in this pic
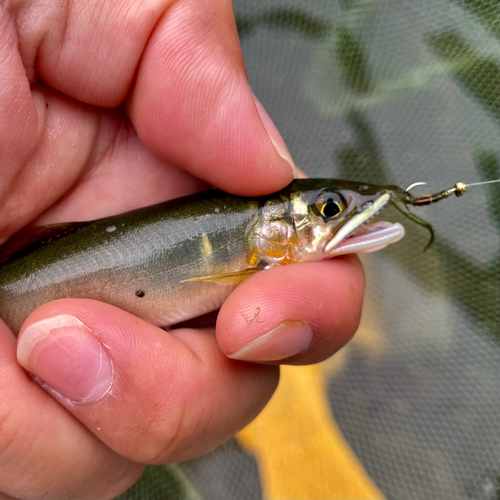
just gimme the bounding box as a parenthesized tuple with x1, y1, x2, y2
(0, 1, 365, 498)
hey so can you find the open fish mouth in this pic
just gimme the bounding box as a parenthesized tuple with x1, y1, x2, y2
(326, 221, 405, 257)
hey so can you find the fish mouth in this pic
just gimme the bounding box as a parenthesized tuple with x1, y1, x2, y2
(324, 192, 404, 256)
(326, 221, 405, 257)
(325, 192, 393, 253)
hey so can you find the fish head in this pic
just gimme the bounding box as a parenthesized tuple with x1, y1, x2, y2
(284, 179, 406, 260)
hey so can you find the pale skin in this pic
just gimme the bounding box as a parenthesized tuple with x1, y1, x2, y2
(0, 0, 365, 498)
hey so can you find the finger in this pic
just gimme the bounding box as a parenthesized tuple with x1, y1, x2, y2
(3, 0, 202, 237)
(0, 83, 204, 239)
(17, 299, 279, 464)
(0, 12, 48, 240)
(11, 0, 295, 197)
(0, 320, 142, 500)
(127, 0, 295, 194)
(33, 114, 207, 225)
(216, 256, 365, 364)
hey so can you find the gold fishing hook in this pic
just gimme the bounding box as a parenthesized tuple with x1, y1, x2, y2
(403, 179, 500, 206)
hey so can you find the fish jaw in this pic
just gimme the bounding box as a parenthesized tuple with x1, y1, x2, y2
(326, 222, 405, 257)
(325, 193, 392, 252)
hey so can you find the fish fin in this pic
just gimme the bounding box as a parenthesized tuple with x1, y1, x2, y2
(0, 222, 91, 265)
(181, 268, 261, 284)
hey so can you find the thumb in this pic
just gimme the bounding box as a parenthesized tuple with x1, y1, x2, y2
(16, 299, 278, 464)
(127, 0, 296, 195)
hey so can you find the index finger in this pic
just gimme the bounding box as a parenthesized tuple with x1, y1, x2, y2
(7, 0, 295, 213)
(126, 0, 296, 194)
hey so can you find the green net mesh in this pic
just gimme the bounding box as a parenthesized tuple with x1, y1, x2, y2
(118, 1, 500, 498)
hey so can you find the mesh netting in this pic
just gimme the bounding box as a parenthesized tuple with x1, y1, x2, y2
(119, 1, 499, 498)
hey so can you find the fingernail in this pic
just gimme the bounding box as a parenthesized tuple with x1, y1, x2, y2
(252, 92, 297, 178)
(228, 321, 313, 362)
(17, 314, 113, 403)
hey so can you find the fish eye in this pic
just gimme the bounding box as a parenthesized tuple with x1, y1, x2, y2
(314, 192, 346, 220)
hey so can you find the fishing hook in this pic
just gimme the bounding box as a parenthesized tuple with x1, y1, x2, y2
(405, 181, 427, 192)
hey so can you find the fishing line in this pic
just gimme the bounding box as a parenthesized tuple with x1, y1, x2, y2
(464, 179, 500, 187)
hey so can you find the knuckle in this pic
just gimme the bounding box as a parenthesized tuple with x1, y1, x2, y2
(134, 399, 190, 464)
(119, 372, 209, 464)
(0, 404, 20, 463)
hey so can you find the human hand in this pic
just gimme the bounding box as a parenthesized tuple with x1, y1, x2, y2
(0, 0, 365, 498)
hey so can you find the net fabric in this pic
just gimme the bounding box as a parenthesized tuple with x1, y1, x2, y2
(117, 440, 261, 500)
(119, 0, 499, 498)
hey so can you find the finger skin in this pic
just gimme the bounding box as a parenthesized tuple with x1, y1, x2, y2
(2, 0, 293, 237)
(216, 256, 365, 365)
(33, 110, 208, 225)
(0, 320, 142, 500)
(17, 300, 279, 464)
(128, 0, 294, 195)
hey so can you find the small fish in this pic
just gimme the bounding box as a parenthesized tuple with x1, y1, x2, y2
(0, 178, 495, 334)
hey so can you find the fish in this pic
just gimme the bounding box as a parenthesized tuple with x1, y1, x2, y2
(0, 178, 485, 334)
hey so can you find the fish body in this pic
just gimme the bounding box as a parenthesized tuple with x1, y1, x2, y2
(0, 180, 405, 334)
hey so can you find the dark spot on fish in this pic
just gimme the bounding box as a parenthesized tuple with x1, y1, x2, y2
(46, 103, 49, 108)
(135, 290, 145, 298)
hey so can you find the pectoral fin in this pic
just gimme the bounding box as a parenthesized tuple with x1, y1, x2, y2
(181, 268, 260, 285)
